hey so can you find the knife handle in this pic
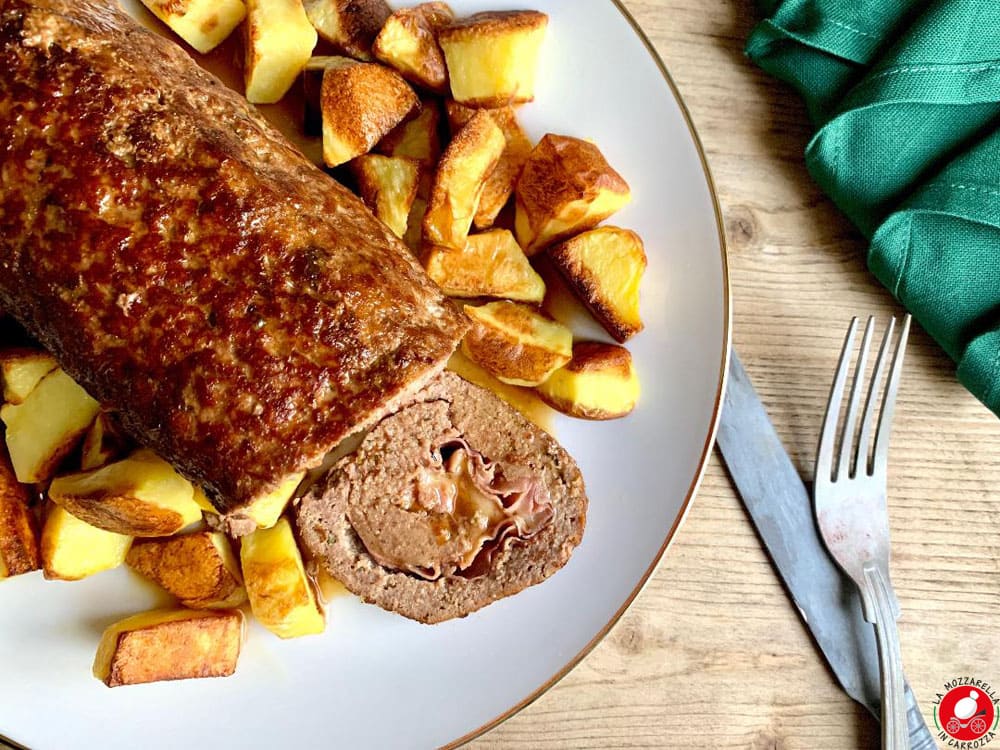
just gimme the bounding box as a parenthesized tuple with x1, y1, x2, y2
(904, 684, 938, 750)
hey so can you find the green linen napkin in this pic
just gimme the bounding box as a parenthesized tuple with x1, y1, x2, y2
(746, 0, 1000, 415)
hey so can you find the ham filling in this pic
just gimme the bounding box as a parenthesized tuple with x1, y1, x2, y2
(353, 439, 552, 580)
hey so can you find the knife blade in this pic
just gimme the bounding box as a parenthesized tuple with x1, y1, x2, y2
(717, 351, 936, 750)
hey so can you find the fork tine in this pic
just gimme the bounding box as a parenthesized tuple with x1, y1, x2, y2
(817, 317, 858, 484)
(872, 314, 911, 476)
(856, 316, 896, 476)
(838, 316, 874, 479)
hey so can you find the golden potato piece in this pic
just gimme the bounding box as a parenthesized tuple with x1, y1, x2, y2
(439, 11, 548, 107)
(140, 0, 246, 54)
(351, 155, 420, 238)
(376, 100, 442, 171)
(244, 0, 318, 104)
(94, 608, 243, 687)
(446, 103, 533, 230)
(423, 110, 506, 250)
(48, 449, 202, 537)
(80, 412, 130, 472)
(0, 442, 39, 578)
(424, 229, 545, 302)
(536, 342, 640, 419)
(373, 3, 454, 94)
(41, 505, 132, 581)
(548, 226, 647, 342)
(127, 532, 247, 609)
(515, 134, 631, 255)
(1, 368, 100, 484)
(241, 518, 325, 639)
(217, 472, 306, 536)
(461, 301, 572, 387)
(0, 348, 57, 405)
(321, 58, 419, 167)
(303, 0, 391, 60)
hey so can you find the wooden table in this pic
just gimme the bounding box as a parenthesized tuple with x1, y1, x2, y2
(473, 1, 1000, 747)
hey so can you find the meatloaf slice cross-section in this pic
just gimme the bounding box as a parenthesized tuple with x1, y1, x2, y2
(296, 371, 587, 623)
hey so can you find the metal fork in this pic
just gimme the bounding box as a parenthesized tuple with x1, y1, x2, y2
(814, 314, 911, 750)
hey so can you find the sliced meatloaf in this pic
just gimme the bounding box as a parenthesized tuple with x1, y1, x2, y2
(296, 371, 587, 623)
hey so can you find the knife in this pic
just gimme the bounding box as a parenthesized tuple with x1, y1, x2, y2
(716, 351, 936, 750)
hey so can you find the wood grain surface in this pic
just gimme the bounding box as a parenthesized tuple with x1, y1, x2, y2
(471, 1, 1000, 747)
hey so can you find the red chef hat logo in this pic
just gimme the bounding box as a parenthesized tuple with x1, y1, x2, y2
(936, 681, 998, 742)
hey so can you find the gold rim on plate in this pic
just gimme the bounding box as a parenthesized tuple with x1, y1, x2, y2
(0, 3, 731, 748)
(442, 1, 733, 746)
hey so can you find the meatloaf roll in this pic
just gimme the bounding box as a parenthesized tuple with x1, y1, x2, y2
(296, 372, 587, 623)
(0, 0, 467, 511)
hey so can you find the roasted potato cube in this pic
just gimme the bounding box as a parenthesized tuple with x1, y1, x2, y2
(439, 11, 547, 107)
(536, 342, 640, 419)
(321, 58, 419, 167)
(245, 473, 306, 528)
(241, 517, 325, 639)
(93, 608, 243, 687)
(1, 369, 100, 484)
(140, 0, 246, 54)
(446, 102, 533, 230)
(425, 229, 545, 302)
(0, 348, 57, 405)
(548, 226, 646, 342)
(423, 110, 505, 250)
(461, 301, 572, 386)
(0, 442, 39, 578)
(48, 449, 202, 537)
(244, 0, 318, 104)
(515, 134, 631, 255)
(41, 505, 132, 581)
(80, 412, 129, 472)
(350, 155, 420, 238)
(218, 472, 306, 536)
(303, 0, 391, 60)
(373, 3, 454, 93)
(127, 532, 247, 609)
(376, 100, 442, 170)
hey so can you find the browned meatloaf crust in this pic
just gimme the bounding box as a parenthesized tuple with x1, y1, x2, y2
(296, 371, 587, 623)
(0, 0, 467, 511)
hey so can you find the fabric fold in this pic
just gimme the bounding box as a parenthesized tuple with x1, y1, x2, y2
(805, 0, 1000, 234)
(869, 126, 1000, 407)
(746, 0, 930, 123)
(746, 0, 1000, 416)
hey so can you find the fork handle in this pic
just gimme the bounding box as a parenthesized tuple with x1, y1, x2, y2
(866, 564, 908, 750)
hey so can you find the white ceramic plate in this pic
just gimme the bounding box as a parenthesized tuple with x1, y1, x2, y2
(0, 2, 729, 748)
